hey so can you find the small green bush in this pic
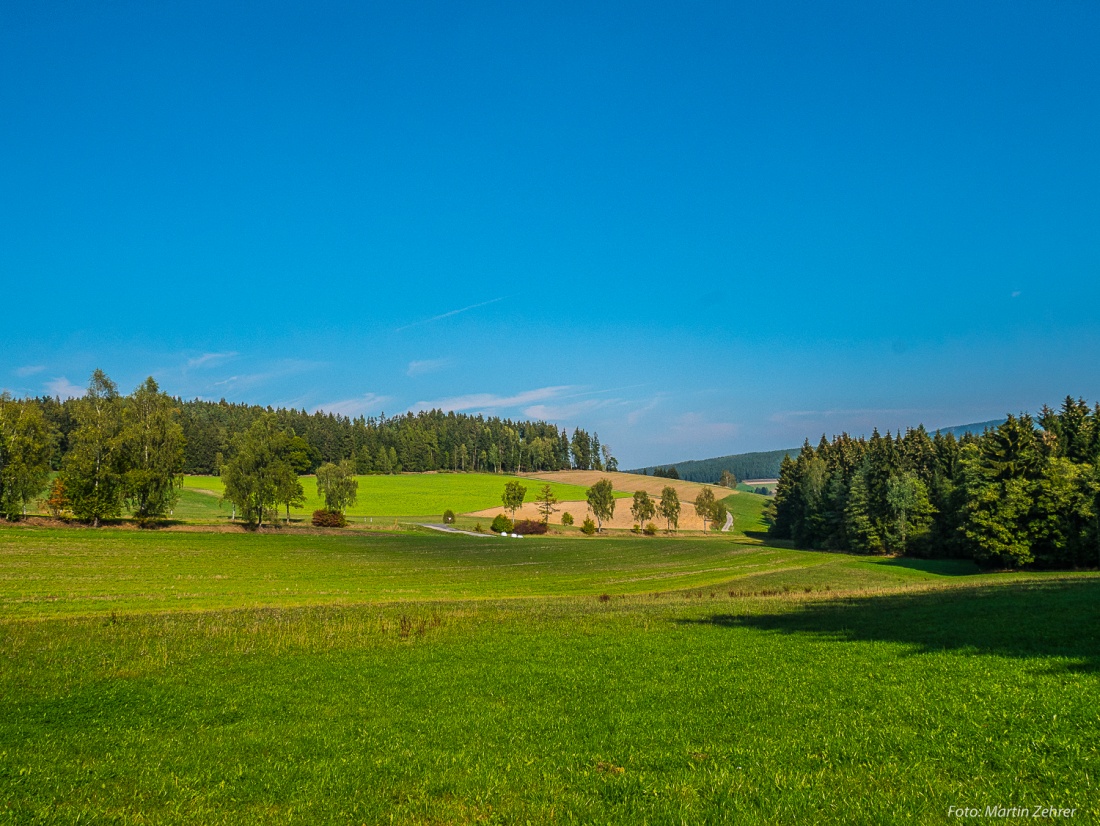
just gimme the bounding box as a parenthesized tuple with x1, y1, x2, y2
(312, 509, 347, 528)
(580, 517, 597, 536)
(643, 522, 658, 536)
(473, 522, 483, 532)
(490, 514, 513, 533)
(442, 509, 456, 524)
(561, 512, 574, 526)
(631, 523, 640, 533)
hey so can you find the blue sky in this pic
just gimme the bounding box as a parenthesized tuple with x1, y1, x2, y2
(2, 1, 1098, 467)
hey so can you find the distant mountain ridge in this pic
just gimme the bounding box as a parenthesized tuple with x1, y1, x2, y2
(628, 418, 1007, 484)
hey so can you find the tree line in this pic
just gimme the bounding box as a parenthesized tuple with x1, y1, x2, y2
(29, 391, 615, 476)
(768, 397, 1100, 569)
(631, 449, 796, 484)
(1, 371, 184, 525)
(0, 370, 618, 524)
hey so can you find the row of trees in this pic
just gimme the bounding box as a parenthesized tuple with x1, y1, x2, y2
(1, 372, 186, 525)
(769, 397, 1100, 569)
(497, 478, 730, 535)
(28, 393, 616, 477)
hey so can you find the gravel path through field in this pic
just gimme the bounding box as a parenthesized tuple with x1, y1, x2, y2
(721, 510, 734, 532)
(421, 523, 496, 538)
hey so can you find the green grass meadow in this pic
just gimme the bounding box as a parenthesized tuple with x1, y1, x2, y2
(1, 520, 1097, 823)
(180, 473, 628, 521)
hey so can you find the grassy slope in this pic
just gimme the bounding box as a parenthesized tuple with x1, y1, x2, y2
(0, 525, 987, 618)
(181, 473, 627, 520)
(2, 526, 1097, 823)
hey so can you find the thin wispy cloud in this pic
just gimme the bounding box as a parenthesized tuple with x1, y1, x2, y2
(524, 399, 609, 421)
(407, 358, 452, 377)
(186, 351, 238, 369)
(45, 376, 85, 399)
(15, 365, 46, 377)
(413, 385, 573, 413)
(316, 393, 393, 417)
(395, 297, 504, 332)
(655, 412, 739, 445)
(626, 396, 662, 426)
(206, 359, 324, 393)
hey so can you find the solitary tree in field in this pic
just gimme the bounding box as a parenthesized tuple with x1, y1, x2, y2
(658, 486, 680, 533)
(694, 487, 716, 532)
(719, 470, 736, 488)
(630, 490, 655, 527)
(536, 484, 559, 524)
(0, 395, 54, 520)
(502, 480, 527, 520)
(316, 460, 358, 514)
(119, 377, 185, 521)
(586, 478, 615, 533)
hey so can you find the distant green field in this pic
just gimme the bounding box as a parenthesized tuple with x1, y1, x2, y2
(181, 473, 627, 520)
(1, 522, 1097, 824)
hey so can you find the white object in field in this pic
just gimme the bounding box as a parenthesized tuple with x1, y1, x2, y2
(721, 510, 734, 532)
(510, 533, 518, 538)
(501, 531, 508, 536)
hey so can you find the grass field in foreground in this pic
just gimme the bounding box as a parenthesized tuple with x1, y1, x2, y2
(181, 473, 629, 520)
(1, 574, 1097, 823)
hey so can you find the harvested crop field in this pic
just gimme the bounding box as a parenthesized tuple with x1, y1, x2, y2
(520, 470, 734, 502)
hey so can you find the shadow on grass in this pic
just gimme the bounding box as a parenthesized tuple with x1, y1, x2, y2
(863, 557, 981, 576)
(680, 579, 1100, 672)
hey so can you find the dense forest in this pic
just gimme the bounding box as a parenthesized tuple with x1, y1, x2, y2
(14, 379, 616, 476)
(769, 397, 1100, 569)
(631, 449, 798, 484)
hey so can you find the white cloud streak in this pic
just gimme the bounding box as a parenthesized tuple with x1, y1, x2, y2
(413, 385, 574, 413)
(45, 377, 85, 399)
(15, 365, 45, 377)
(186, 352, 238, 369)
(315, 393, 393, 417)
(407, 358, 451, 377)
(395, 298, 504, 332)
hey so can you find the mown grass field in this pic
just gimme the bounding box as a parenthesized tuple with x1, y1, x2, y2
(1, 524, 1097, 824)
(180, 473, 628, 521)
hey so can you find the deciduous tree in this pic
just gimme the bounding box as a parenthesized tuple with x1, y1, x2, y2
(657, 486, 680, 533)
(221, 414, 298, 528)
(694, 487, 716, 532)
(119, 377, 185, 521)
(502, 480, 527, 520)
(0, 395, 54, 519)
(316, 460, 359, 513)
(586, 478, 615, 532)
(61, 370, 124, 527)
(630, 490, 655, 527)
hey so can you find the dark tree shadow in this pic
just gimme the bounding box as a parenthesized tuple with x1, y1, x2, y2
(868, 557, 980, 576)
(679, 579, 1100, 673)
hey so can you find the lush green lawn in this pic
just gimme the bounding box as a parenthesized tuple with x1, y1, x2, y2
(181, 473, 628, 520)
(1, 525, 1096, 823)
